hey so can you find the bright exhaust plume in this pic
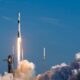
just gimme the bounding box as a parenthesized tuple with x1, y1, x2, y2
(17, 37, 21, 66)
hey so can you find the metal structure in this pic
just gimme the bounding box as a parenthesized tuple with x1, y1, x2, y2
(2, 55, 14, 73)
(43, 48, 46, 73)
(7, 55, 13, 73)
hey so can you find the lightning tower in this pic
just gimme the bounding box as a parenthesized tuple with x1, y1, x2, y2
(43, 48, 46, 60)
(43, 48, 46, 72)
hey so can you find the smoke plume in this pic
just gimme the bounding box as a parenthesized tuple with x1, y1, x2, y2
(15, 60, 35, 80)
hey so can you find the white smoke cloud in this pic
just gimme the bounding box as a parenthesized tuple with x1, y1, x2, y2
(51, 62, 68, 70)
(16, 60, 35, 80)
(17, 60, 35, 73)
(35, 74, 42, 80)
(75, 52, 80, 60)
(72, 69, 78, 75)
(0, 73, 13, 80)
(0, 59, 35, 80)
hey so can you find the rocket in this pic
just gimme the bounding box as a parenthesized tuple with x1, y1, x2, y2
(18, 12, 21, 38)
(17, 12, 22, 67)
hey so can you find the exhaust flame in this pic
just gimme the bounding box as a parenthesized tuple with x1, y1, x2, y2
(17, 37, 21, 66)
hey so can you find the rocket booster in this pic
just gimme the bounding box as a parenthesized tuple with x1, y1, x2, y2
(18, 12, 21, 37)
(17, 12, 22, 67)
(17, 12, 24, 67)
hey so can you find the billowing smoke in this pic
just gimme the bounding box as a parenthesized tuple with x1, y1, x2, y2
(17, 60, 35, 73)
(2, 52, 80, 80)
(75, 52, 80, 60)
(35, 52, 80, 80)
(0, 73, 13, 80)
(0, 60, 35, 80)
(51, 63, 68, 70)
(15, 60, 35, 80)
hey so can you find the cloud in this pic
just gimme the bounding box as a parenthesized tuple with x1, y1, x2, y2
(2, 16, 12, 21)
(40, 17, 64, 27)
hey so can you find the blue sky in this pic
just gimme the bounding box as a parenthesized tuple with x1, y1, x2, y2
(0, 0, 80, 74)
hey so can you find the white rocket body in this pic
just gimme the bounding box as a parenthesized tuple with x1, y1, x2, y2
(17, 13, 23, 67)
(18, 13, 21, 37)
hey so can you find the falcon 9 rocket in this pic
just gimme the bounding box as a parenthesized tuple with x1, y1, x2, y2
(17, 12, 23, 67)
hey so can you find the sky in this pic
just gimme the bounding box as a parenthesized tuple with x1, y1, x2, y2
(0, 0, 80, 74)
